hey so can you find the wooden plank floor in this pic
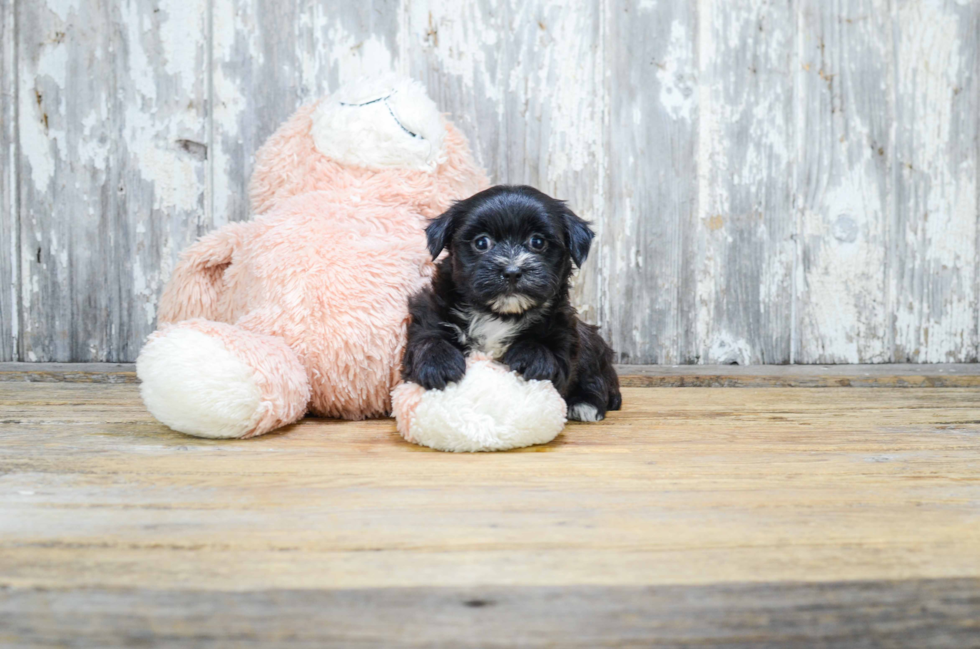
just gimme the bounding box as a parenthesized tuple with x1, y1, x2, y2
(2, 375, 980, 647)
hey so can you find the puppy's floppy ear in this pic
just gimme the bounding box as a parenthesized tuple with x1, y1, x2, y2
(426, 201, 465, 258)
(560, 204, 595, 268)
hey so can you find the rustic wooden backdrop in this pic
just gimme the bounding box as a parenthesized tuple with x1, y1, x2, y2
(1, 0, 978, 364)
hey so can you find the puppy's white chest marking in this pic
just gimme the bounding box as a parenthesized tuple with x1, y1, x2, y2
(453, 309, 523, 359)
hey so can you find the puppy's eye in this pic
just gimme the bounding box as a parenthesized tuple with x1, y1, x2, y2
(473, 235, 492, 252)
(529, 235, 546, 251)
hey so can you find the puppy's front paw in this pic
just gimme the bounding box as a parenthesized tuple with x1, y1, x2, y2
(411, 341, 466, 390)
(503, 342, 560, 385)
(568, 402, 605, 422)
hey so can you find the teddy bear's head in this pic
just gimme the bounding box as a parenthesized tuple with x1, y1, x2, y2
(310, 75, 447, 172)
(249, 74, 488, 219)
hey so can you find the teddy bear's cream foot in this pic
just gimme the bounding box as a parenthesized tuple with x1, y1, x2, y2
(137, 319, 310, 439)
(391, 355, 567, 452)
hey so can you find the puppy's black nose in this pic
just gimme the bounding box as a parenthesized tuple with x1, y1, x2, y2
(502, 265, 522, 282)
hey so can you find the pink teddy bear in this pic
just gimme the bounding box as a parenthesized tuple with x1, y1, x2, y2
(137, 76, 487, 439)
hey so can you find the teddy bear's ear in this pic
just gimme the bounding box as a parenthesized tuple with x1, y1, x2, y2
(560, 203, 594, 268)
(426, 201, 465, 258)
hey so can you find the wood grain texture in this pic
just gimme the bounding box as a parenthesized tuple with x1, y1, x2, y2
(617, 362, 980, 387)
(16, 0, 105, 362)
(108, 0, 210, 363)
(402, 0, 605, 323)
(3, 384, 980, 590)
(0, 0, 16, 361)
(796, 0, 892, 363)
(16, 0, 208, 362)
(211, 0, 303, 229)
(2, 580, 979, 648)
(0, 362, 139, 383)
(1, 382, 980, 645)
(211, 0, 400, 227)
(695, 0, 796, 364)
(601, 0, 696, 364)
(891, 0, 979, 363)
(5, 1, 980, 363)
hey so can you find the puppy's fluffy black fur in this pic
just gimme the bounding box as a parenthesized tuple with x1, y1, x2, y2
(402, 185, 621, 422)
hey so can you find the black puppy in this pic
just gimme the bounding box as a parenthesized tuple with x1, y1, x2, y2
(402, 185, 621, 422)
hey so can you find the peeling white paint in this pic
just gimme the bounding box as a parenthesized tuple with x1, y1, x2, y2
(326, 31, 395, 87)
(656, 20, 694, 122)
(46, 0, 82, 22)
(132, 259, 159, 326)
(709, 332, 753, 366)
(892, 0, 977, 362)
(795, 0, 893, 364)
(158, 0, 200, 78)
(210, 0, 249, 228)
(210, 66, 245, 227)
(19, 36, 69, 191)
(405, 0, 604, 323)
(124, 115, 203, 213)
(75, 110, 109, 174)
(13, 0, 210, 361)
(2, 22, 16, 350)
(120, 1, 158, 102)
(7, 0, 979, 363)
(533, 3, 602, 180)
(801, 173, 889, 363)
(409, 0, 502, 105)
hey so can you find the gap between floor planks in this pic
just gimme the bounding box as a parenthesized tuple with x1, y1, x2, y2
(1, 362, 979, 387)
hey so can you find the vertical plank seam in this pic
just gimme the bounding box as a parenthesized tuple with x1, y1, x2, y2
(686, 0, 699, 364)
(779, 0, 798, 365)
(10, 0, 21, 361)
(886, 0, 899, 362)
(971, 1, 980, 361)
(396, 0, 409, 76)
(672, 0, 688, 364)
(592, 0, 612, 338)
(105, 0, 117, 362)
(790, 0, 802, 365)
(206, 0, 214, 231)
(691, 0, 701, 364)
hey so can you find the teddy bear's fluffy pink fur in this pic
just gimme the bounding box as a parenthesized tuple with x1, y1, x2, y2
(248, 103, 484, 220)
(139, 92, 487, 438)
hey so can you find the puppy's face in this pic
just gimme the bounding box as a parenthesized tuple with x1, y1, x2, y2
(426, 186, 594, 315)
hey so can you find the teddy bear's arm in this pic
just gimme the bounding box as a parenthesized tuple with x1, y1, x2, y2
(157, 223, 248, 325)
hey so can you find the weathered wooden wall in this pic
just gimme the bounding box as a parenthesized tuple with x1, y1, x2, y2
(1, 0, 978, 364)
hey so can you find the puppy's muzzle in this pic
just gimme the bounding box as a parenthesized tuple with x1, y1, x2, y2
(502, 265, 522, 283)
(493, 247, 531, 286)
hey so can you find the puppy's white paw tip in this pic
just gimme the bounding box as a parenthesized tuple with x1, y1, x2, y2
(568, 403, 602, 422)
